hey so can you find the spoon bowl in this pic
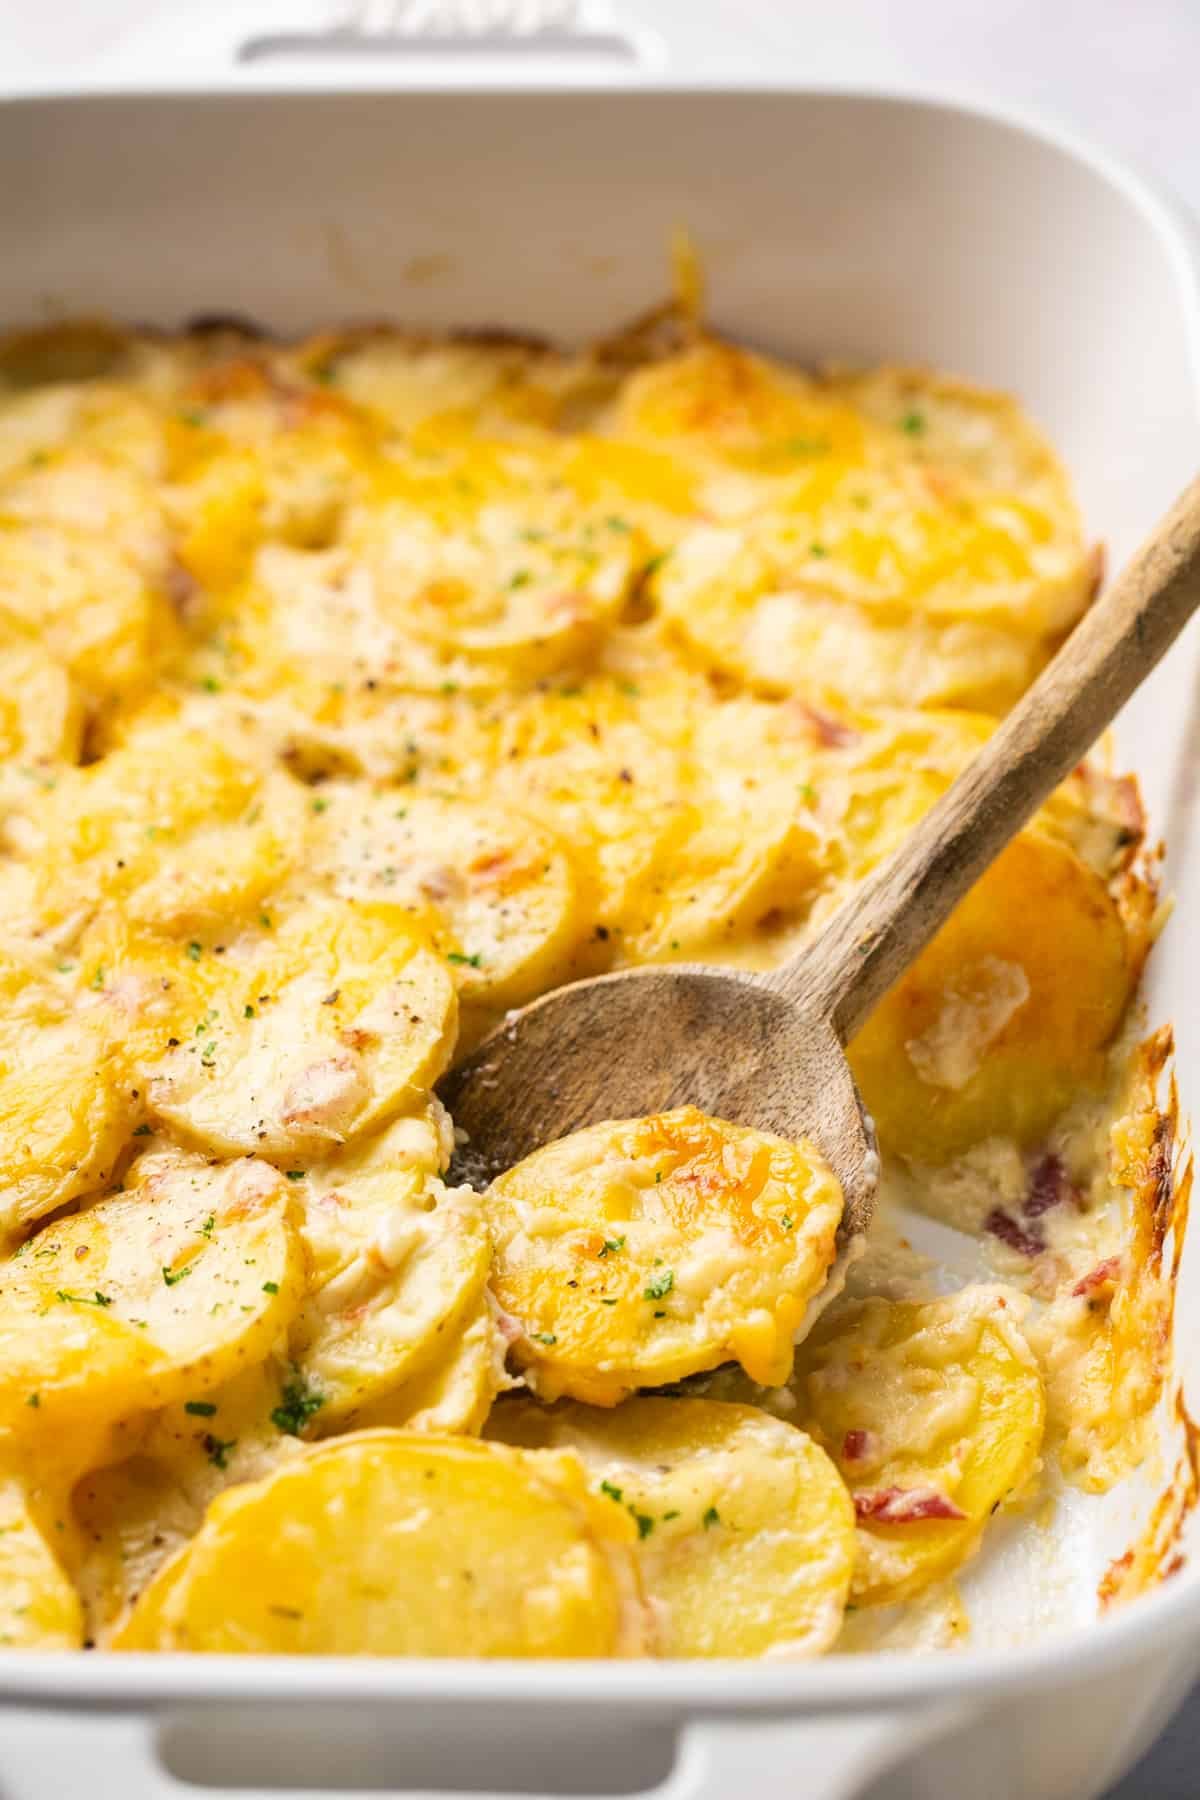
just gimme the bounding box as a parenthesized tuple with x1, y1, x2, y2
(441, 964, 878, 1244)
(442, 475, 1200, 1276)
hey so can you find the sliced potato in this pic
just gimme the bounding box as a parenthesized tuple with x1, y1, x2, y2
(0, 954, 133, 1239)
(287, 1113, 493, 1428)
(84, 898, 457, 1161)
(0, 1475, 83, 1648)
(794, 1288, 1045, 1605)
(0, 639, 81, 766)
(848, 834, 1136, 1161)
(115, 1432, 648, 1657)
(72, 1360, 306, 1644)
(491, 1396, 855, 1658)
(0, 1144, 304, 1422)
(311, 787, 585, 1007)
(0, 520, 170, 709)
(8, 723, 303, 944)
(350, 1297, 505, 1437)
(484, 1107, 842, 1405)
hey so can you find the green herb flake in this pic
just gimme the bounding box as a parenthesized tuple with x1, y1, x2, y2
(89, 966, 106, 991)
(643, 1269, 674, 1302)
(132, 1124, 152, 1137)
(200, 1214, 215, 1237)
(600, 1480, 624, 1504)
(447, 950, 483, 968)
(25, 1393, 38, 1409)
(203, 1434, 238, 1470)
(532, 1331, 558, 1346)
(507, 569, 532, 589)
(285, 1170, 306, 1182)
(271, 1375, 325, 1436)
(599, 1236, 626, 1258)
(633, 1511, 655, 1540)
(185, 1400, 217, 1417)
(900, 410, 926, 436)
(703, 1505, 721, 1530)
(262, 1280, 279, 1295)
(244, 1004, 256, 1018)
(162, 1263, 193, 1288)
(56, 1290, 112, 1309)
(186, 941, 203, 961)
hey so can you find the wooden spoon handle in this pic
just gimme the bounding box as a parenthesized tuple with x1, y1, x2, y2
(766, 472, 1200, 1044)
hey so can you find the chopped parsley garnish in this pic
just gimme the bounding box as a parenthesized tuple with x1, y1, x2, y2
(244, 1004, 256, 1018)
(162, 1263, 193, 1287)
(447, 951, 483, 968)
(809, 541, 828, 558)
(132, 1124, 152, 1137)
(262, 1281, 279, 1295)
(199, 1041, 217, 1068)
(186, 941, 203, 961)
(185, 1400, 217, 1417)
(703, 1505, 721, 1529)
(89, 966, 106, 991)
(56, 1290, 111, 1308)
(271, 1375, 325, 1436)
(25, 1393, 38, 1409)
(285, 1170, 306, 1182)
(644, 1269, 674, 1302)
(900, 410, 926, 435)
(632, 1511, 655, 1540)
(200, 1214, 215, 1237)
(310, 796, 330, 813)
(598, 1237, 625, 1257)
(532, 1331, 557, 1346)
(507, 569, 532, 588)
(203, 1434, 237, 1470)
(200, 676, 222, 693)
(781, 1213, 794, 1231)
(600, 1480, 624, 1503)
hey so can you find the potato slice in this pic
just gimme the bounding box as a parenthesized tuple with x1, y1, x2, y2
(115, 1432, 648, 1657)
(491, 1397, 855, 1658)
(0, 954, 133, 1240)
(794, 1288, 1045, 1605)
(0, 639, 81, 766)
(349, 1297, 505, 1437)
(0, 520, 171, 710)
(10, 723, 302, 943)
(484, 1107, 843, 1405)
(848, 834, 1136, 1162)
(0, 1475, 83, 1648)
(286, 1111, 493, 1428)
(72, 1360, 306, 1644)
(312, 787, 584, 1007)
(86, 899, 457, 1161)
(0, 1144, 304, 1421)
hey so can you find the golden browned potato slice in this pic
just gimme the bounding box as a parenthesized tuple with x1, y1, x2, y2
(847, 833, 1136, 1162)
(7, 722, 303, 943)
(0, 521, 172, 711)
(0, 954, 133, 1240)
(794, 1288, 1045, 1605)
(0, 639, 81, 767)
(311, 787, 585, 1008)
(84, 899, 456, 1161)
(628, 342, 1092, 713)
(0, 1144, 304, 1425)
(491, 1397, 855, 1658)
(114, 1433, 648, 1657)
(0, 1476, 83, 1648)
(482, 674, 695, 946)
(286, 1111, 494, 1429)
(484, 1107, 843, 1405)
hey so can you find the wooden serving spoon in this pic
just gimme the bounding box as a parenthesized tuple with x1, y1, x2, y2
(441, 477, 1200, 1253)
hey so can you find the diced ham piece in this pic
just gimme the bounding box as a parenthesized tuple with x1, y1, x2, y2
(841, 1429, 877, 1465)
(984, 1207, 1044, 1259)
(280, 1051, 367, 1140)
(1025, 1153, 1081, 1219)
(853, 1486, 967, 1524)
(1072, 1255, 1123, 1298)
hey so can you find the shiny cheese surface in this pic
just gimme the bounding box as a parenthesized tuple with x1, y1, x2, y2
(0, 306, 1171, 1657)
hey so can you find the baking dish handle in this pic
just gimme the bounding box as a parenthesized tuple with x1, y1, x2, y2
(0, 1700, 969, 1800)
(230, 2, 668, 76)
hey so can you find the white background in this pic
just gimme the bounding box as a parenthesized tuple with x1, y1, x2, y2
(0, 1, 1197, 1791)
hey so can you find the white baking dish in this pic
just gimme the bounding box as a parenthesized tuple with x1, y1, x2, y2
(1, 14, 1199, 1797)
